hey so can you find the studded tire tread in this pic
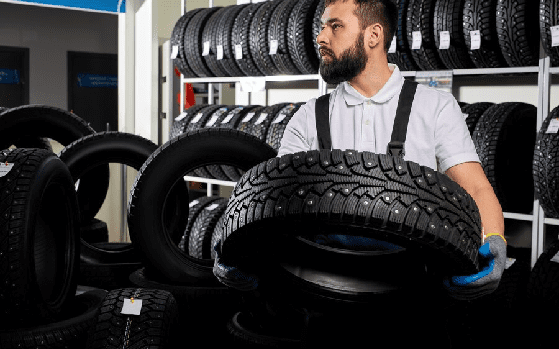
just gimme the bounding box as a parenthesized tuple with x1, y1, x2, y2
(188, 197, 229, 259)
(287, 0, 320, 75)
(407, 0, 446, 70)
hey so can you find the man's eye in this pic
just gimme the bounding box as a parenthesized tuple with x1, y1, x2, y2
(332, 24, 341, 30)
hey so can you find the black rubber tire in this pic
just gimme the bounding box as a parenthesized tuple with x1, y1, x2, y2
(0, 107, 53, 152)
(0, 105, 110, 224)
(265, 103, 304, 151)
(540, 0, 559, 67)
(463, 0, 509, 68)
(249, 0, 284, 76)
(171, 9, 203, 78)
(232, 3, 266, 77)
(202, 7, 229, 77)
(184, 7, 222, 77)
(533, 105, 559, 218)
(178, 196, 223, 252)
(287, 0, 321, 74)
(312, 0, 325, 63)
(216, 4, 248, 77)
(0, 289, 107, 349)
(395, 0, 419, 71)
(460, 102, 494, 135)
(434, 0, 476, 69)
(85, 288, 180, 349)
(269, 0, 303, 75)
(236, 106, 267, 138)
(0, 148, 79, 327)
(170, 104, 209, 139)
(188, 197, 229, 259)
(472, 102, 537, 214)
(80, 218, 109, 244)
(249, 103, 290, 142)
(226, 311, 304, 349)
(407, 0, 446, 70)
(127, 128, 277, 284)
(217, 149, 482, 277)
(495, 0, 540, 67)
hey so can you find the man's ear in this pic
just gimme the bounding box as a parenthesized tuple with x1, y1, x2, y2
(365, 23, 384, 49)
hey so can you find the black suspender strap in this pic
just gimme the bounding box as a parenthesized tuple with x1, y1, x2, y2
(315, 93, 332, 150)
(387, 79, 418, 158)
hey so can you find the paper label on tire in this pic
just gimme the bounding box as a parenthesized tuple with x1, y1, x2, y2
(470, 30, 481, 50)
(551, 26, 559, 47)
(505, 258, 516, 270)
(216, 45, 224, 60)
(551, 250, 559, 264)
(269, 40, 278, 55)
(235, 44, 243, 59)
(412, 31, 422, 50)
(175, 111, 187, 121)
(546, 118, 559, 133)
(254, 113, 268, 125)
(273, 112, 287, 124)
(171, 45, 179, 59)
(189, 200, 200, 208)
(0, 163, 14, 178)
(190, 113, 204, 124)
(202, 41, 210, 56)
(221, 113, 235, 124)
(242, 112, 255, 123)
(206, 114, 220, 127)
(205, 203, 219, 211)
(121, 298, 142, 315)
(439, 31, 450, 49)
(388, 35, 397, 53)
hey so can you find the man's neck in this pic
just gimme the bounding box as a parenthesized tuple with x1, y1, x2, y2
(348, 58, 393, 98)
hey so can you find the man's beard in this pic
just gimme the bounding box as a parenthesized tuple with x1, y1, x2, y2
(319, 33, 368, 85)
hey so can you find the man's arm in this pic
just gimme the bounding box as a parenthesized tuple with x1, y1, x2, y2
(445, 161, 504, 240)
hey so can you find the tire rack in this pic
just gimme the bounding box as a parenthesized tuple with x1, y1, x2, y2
(173, 0, 559, 269)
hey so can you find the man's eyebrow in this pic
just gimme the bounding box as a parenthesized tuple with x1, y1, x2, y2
(321, 17, 343, 25)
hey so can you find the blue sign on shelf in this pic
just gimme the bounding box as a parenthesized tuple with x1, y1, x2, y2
(14, 0, 125, 13)
(0, 69, 20, 85)
(77, 73, 117, 88)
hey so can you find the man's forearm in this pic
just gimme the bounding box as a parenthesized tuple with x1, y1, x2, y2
(469, 186, 505, 240)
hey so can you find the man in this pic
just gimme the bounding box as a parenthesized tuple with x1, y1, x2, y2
(278, 0, 506, 301)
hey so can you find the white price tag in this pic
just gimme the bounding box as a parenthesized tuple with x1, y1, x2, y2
(551, 25, 559, 47)
(216, 45, 224, 60)
(171, 45, 179, 59)
(0, 163, 14, 178)
(121, 298, 142, 316)
(235, 44, 243, 59)
(412, 31, 422, 50)
(551, 250, 559, 264)
(439, 31, 450, 49)
(189, 200, 200, 208)
(269, 40, 279, 55)
(505, 258, 516, 270)
(206, 114, 220, 126)
(221, 113, 235, 124)
(388, 35, 397, 53)
(470, 30, 481, 50)
(242, 112, 256, 123)
(239, 77, 266, 92)
(202, 41, 210, 56)
(273, 113, 287, 124)
(254, 113, 268, 125)
(175, 111, 187, 121)
(206, 203, 219, 211)
(546, 118, 559, 133)
(190, 113, 204, 124)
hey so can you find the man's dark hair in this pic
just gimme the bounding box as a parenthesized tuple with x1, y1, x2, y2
(323, 0, 398, 53)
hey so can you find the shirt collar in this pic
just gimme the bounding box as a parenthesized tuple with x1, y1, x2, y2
(341, 64, 403, 106)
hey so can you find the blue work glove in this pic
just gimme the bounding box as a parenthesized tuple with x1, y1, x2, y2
(212, 240, 259, 291)
(442, 234, 507, 301)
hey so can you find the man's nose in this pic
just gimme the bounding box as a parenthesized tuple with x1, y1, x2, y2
(316, 27, 328, 46)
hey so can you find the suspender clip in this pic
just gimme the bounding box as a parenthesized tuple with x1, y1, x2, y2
(387, 141, 405, 158)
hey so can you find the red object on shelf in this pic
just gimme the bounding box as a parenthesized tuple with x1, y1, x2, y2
(177, 83, 196, 109)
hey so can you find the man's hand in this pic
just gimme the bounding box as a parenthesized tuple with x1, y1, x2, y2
(442, 234, 507, 300)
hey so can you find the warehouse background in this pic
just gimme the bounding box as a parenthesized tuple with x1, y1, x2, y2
(1, 0, 558, 244)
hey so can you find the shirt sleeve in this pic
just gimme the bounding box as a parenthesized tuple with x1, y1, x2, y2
(277, 100, 316, 157)
(435, 95, 481, 173)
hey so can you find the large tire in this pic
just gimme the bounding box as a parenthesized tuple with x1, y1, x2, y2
(248, 103, 290, 142)
(287, 0, 321, 74)
(215, 4, 248, 77)
(463, 0, 508, 68)
(178, 196, 222, 252)
(472, 102, 537, 214)
(433, 0, 476, 69)
(540, 0, 559, 67)
(269, 0, 303, 75)
(0, 105, 110, 224)
(201, 7, 229, 77)
(171, 9, 203, 78)
(217, 149, 482, 277)
(236, 106, 267, 137)
(394, 0, 419, 71)
(85, 288, 180, 349)
(232, 3, 266, 77)
(407, 0, 446, 70)
(127, 128, 277, 284)
(533, 105, 559, 218)
(496, 0, 540, 67)
(249, 0, 284, 76)
(188, 197, 229, 259)
(312, 0, 325, 62)
(170, 104, 209, 139)
(265, 103, 304, 151)
(0, 148, 79, 327)
(0, 289, 107, 349)
(183, 7, 222, 77)
(460, 102, 494, 136)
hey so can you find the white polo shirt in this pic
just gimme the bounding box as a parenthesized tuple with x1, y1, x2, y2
(277, 64, 480, 173)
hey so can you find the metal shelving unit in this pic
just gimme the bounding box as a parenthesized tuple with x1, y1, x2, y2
(175, 0, 557, 268)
